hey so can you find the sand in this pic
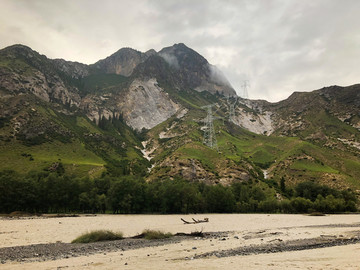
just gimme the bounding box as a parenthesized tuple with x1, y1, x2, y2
(1, 214, 360, 269)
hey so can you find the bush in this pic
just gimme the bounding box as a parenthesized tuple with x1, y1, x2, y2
(290, 197, 313, 213)
(142, 229, 173, 240)
(280, 199, 294, 213)
(258, 199, 279, 213)
(71, 230, 123, 243)
(308, 212, 326, 216)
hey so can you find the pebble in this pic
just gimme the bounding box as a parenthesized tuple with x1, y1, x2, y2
(192, 247, 197, 250)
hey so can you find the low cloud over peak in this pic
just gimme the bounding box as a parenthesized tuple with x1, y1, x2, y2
(1, 0, 360, 102)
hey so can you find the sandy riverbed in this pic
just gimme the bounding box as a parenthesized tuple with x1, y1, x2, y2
(1, 214, 360, 269)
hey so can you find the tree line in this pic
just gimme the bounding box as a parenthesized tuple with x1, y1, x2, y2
(0, 170, 357, 214)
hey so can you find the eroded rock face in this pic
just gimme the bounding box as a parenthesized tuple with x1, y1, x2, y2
(92, 48, 156, 77)
(52, 59, 90, 79)
(233, 110, 274, 135)
(0, 45, 81, 106)
(0, 68, 81, 106)
(81, 94, 114, 124)
(0, 68, 50, 101)
(118, 78, 180, 130)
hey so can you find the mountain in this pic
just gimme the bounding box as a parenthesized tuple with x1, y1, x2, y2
(91, 47, 156, 76)
(157, 43, 235, 95)
(0, 43, 359, 197)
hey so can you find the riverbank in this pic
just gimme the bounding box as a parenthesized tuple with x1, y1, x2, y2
(1, 214, 360, 269)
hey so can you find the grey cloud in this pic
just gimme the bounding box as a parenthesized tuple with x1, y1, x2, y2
(159, 52, 180, 69)
(1, 0, 360, 102)
(208, 64, 232, 88)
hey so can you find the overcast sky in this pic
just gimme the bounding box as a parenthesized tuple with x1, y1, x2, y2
(1, 0, 360, 102)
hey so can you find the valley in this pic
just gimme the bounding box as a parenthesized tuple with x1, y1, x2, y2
(0, 43, 359, 214)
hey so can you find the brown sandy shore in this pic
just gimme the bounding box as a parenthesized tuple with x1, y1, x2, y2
(1, 214, 360, 269)
(1, 230, 360, 263)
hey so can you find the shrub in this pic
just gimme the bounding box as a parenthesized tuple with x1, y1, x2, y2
(142, 229, 173, 240)
(290, 197, 313, 213)
(280, 199, 293, 213)
(308, 212, 326, 216)
(71, 230, 123, 243)
(258, 199, 279, 213)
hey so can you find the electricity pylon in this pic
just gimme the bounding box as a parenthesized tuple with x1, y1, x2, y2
(241, 80, 250, 99)
(201, 104, 219, 149)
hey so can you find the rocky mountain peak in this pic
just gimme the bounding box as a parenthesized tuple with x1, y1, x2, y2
(1, 44, 36, 56)
(91, 47, 152, 77)
(144, 49, 157, 57)
(159, 43, 208, 70)
(157, 43, 236, 96)
(52, 58, 90, 79)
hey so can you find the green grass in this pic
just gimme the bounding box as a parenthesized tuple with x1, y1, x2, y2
(76, 117, 102, 134)
(71, 230, 124, 243)
(290, 160, 338, 173)
(149, 110, 360, 189)
(0, 57, 36, 76)
(141, 229, 173, 240)
(251, 149, 274, 168)
(81, 73, 128, 93)
(302, 109, 360, 140)
(177, 142, 219, 170)
(0, 139, 105, 176)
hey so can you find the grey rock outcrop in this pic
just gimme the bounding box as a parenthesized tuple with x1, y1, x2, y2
(118, 78, 180, 130)
(52, 59, 90, 79)
(159, 43, 236, 96)
(91, 48, 156, 77)
(0, 45, 81, 106)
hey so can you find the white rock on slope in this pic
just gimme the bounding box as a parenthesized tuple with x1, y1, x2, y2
(119, 78, 180, 130)
(233, 110, 274, 135)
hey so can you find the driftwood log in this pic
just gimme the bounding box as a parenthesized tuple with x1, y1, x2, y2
(181, 217, 209, 224)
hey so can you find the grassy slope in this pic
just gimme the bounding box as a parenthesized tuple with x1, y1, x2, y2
(146, 90, 360, 190)
(0, 47, 148, 177)
(0, 140, 105, 176)
(0, 94, 145, 177)
(80, 73, 129, 95)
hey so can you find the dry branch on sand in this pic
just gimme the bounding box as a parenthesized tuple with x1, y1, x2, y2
(181, 217, 209, 224)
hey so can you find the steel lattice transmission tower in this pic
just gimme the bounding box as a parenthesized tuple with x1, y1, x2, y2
(241, 80, 250, 99)
(201, 104, 219, 149)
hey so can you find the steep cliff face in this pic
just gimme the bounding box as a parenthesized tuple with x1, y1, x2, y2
(118, 78, 180, 130)
(158, 43, 236, 96)
(91, 48, 156, 77)
(0, 45, 81, 106)
(52, 59, 90, 79)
